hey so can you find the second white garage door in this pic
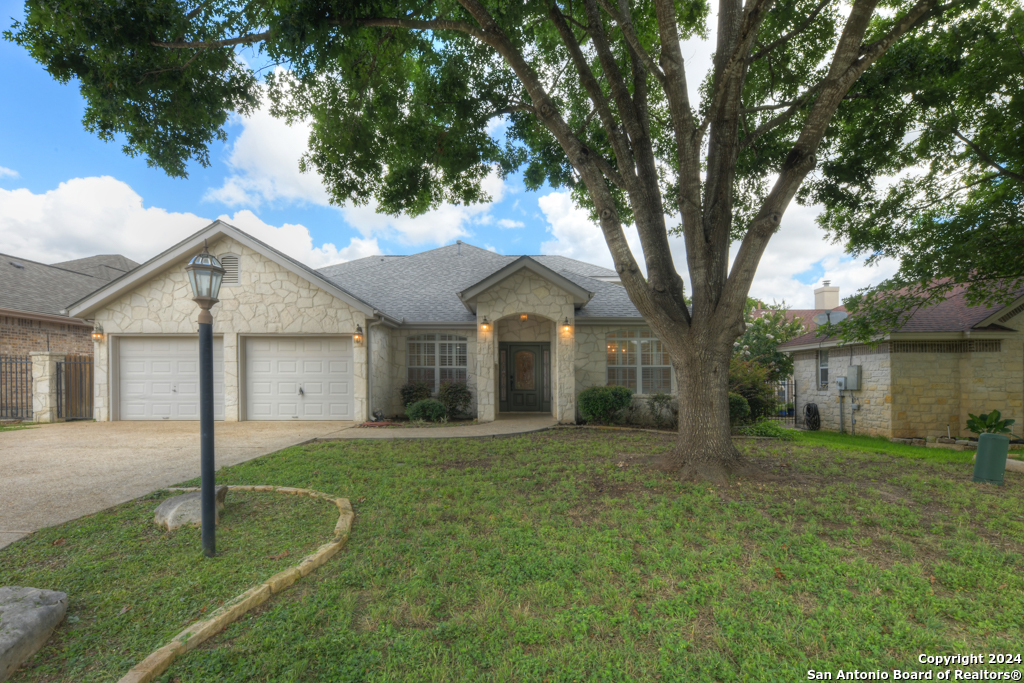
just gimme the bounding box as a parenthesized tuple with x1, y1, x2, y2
(245, 337, 353, 420)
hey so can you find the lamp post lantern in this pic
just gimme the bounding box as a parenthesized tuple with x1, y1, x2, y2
(185, 244, 225, 558)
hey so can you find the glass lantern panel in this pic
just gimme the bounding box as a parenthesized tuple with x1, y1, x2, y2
(210, 270, 224, 299)
(187, 269, 199, 298)
(195, 269, 212, 298)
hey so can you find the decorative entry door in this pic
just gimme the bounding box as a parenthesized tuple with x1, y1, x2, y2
(499, 343, 551, 413)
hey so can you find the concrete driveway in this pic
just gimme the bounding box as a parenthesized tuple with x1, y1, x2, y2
(0, 421, 354, 550)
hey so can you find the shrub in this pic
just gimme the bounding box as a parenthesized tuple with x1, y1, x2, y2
(738, 417, 796, 440)
(400, 381, 431, 407)
(645, 392, 674, 430)
(728, 393, 750, 424)
(406, 399, 447, 422)
(729, 357, 777, 421)
(966, 409, 1015, 435)
(578, 386, 634, 424)
(438, 381, 472, 419)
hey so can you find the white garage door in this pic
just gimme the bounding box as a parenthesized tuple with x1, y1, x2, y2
(119, 337, 224, 420)
(245, 337, 353, 420)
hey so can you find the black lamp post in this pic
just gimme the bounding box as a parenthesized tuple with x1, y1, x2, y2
(185, 244, 225, 558)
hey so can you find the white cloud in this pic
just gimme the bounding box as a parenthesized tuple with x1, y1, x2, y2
(537, 189, 897, 308)
(728, 202, 899, 308)
(0, 176, 378, 269)
(0, 166, 18, 179)
(205, 107, 329, 208)
(205, 98, 510, 247)
(537, 191, 643, 270)
(497, 218, 524, 229)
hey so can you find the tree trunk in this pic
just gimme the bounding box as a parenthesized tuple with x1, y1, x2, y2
(669, 334, 750, 483)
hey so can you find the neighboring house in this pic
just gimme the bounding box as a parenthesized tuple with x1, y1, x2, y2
(0, 253, 139, 355)
(780, 283, 1024, 439)
(68, 220, 670, 423)
(749, 280, 847, 336)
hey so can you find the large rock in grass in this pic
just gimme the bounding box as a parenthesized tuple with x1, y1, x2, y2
(0, 586, 68, 682)
(154, 486, 228, 531)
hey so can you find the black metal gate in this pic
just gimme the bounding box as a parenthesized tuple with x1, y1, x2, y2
(57, 355, 94, 421)
(0, 355, 33, 420)
(761, 378, 797, 427)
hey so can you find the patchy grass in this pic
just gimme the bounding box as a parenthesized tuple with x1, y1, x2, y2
(3, 429, 1023, 682)
(0, 422, 36, 433)
(0, 490, 339, 681)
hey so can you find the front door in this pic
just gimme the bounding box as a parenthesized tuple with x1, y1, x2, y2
(499, 343, 551, 413)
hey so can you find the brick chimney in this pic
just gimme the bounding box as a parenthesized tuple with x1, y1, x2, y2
(814, 280, 839, 309)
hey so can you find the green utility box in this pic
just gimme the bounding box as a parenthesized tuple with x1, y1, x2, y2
(972, 432, 1009, 485)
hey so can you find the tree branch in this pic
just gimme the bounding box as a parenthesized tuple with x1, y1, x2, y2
(151, 30, 273, 49)
(747, 0, 832, 63)
(949, 129, 1024, 182)
(595, 0, 667, 85)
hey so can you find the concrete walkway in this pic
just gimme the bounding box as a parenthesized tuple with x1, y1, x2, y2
(325, 413, 558, 440)
(0, 421, 354, 550)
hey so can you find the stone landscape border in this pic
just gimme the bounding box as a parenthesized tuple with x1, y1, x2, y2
(116, 485, 354, 683)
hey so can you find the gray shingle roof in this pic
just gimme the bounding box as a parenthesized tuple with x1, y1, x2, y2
(317, 243, 641, 322)
(0, 253, 128, 317)
(52, 254, 139, 280)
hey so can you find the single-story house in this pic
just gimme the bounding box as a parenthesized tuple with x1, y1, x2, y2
(780, 283, 1024, 439)
(1, 252, 138, 356)
(68, 220, 674, 423)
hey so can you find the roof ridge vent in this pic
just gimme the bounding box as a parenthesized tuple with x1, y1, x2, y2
(456, 239, 462, 255)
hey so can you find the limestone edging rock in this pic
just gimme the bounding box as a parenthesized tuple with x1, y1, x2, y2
(117, 485, 354, 683)
(0, 587, 68, 683)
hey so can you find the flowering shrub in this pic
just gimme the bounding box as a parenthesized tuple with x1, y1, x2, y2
(734, 302, 805, 381)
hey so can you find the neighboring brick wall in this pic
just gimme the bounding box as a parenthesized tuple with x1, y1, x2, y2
(0, 314, 93, 356)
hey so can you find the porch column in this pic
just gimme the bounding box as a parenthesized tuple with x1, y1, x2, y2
(31, 352, 65, 424)
(476, 306, 496, 422)
(555, 311, 575, 423)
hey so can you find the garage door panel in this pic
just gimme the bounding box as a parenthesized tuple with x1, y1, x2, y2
(245, 336, 353, 421)
(119, 337, 224, 421)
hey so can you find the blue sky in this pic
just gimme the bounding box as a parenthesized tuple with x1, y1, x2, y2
(0, 0, 892, 308)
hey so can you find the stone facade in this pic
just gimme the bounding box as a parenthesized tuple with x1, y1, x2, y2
(791, 320, 1024, 438)
(1, 315, 93, 356)
(472, 270, 576, 422)
(90, 236, 368, 421)
(30, 352, 64, 423)
(792, 345, 892, 437)
(374, 327, 479, 418)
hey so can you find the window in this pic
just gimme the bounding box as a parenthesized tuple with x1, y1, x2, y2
(606, 329, 672, 394)
(220, 254, 240, 285)
(408, 334, 468, 391)
(818, 350, 829, 387)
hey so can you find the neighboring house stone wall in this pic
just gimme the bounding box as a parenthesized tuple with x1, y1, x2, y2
(90, 236, 368, 421)
(793, 345, 892, 437)
(474, 270, 575, 422)
(792, 332, 1024, 438)
(0, 315, 93, 356)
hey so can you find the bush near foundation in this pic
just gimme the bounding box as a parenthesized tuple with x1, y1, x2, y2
(406, 399, 447, 422)
(729, 393, 751, 424)
(578, 386, 634, 424)
(438, 382, 472, 419)
(400, 381, 431, 407)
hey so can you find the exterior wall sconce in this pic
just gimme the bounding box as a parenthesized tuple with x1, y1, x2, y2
(563, 317, 572, 332)
(520, 313, 528, 321)
(91, 324, 104, 341)
(481, 317, 490, 331)
(354, 324, 364, 345)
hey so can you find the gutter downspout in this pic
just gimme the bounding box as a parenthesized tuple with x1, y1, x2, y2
(366, 314, 385, 421)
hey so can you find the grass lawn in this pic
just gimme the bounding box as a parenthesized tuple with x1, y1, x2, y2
(2, 429, 1022, 682)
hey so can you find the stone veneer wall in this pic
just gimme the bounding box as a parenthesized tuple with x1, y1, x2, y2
(888, 349, 962, 439)
(955, 332, 1024, 437)
(573, 324, 678, 397)
(377, 327, 479, 418)
(792, 345, 892, 437)
(474, 270, 575, 422)
(90, 236, 368, 421)
(1, 315, 94, 356)
(368, 323, 392, 418)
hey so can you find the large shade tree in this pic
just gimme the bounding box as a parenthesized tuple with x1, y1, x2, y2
(8, 0, 1016, 480)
